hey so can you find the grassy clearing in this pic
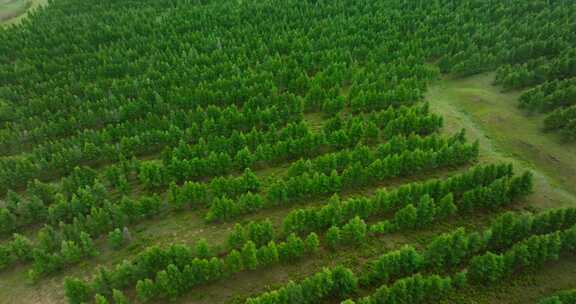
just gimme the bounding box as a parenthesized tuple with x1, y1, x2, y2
(428, 73, 576, 303)
(0, 0, 47, 26)
(0, 0, 29, 22)
(427, 73, 576, 211)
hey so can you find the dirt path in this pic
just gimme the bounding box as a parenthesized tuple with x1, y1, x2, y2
(427, 73, 576, 210)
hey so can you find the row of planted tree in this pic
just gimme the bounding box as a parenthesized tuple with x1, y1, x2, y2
(0, 105, 447, 238)
(246, 206, 576, 304)
(0, 132, 479, 279)
(0, 124, 476, 275)
(60, 162, 534, 303)
(3, 0, 576, 198)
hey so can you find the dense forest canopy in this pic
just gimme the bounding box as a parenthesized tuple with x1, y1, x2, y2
(1, 0, 575, 194)
(0, 0, 575, 303)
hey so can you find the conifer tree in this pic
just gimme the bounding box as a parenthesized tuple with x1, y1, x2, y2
(415, 195, 436, 227)
(228, 223, 247, 249)
(332, 266, 359, 297)
(112, 289, 130, 304)
(107, 228, 124, 250)
(195, 239, 211, 259)
(257, 241, 280, 266)
(10, 234, 33, 261)
(304, 232, 320, 254)
(0, 209, 16, 235)
(136, 278, 156, 303)
(94, 294, 109, 304)
(281, 233, 306, 262)
(342, 216, 367, 245)
(437, 193, 457, 219)
(64, 277, 92, 304)
(224, 249, 244, 274)
(79, 232, 97, 257)
(60, 240, 82, 264)
(395, 204, 418, 229)
(241, 241, 259, 270)
(0, 245, 14, 270)
(468, 252, 505, 285)
(326, 226, 342, 250)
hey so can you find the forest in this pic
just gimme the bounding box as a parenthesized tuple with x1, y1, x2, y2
(0, 0, 575, 303)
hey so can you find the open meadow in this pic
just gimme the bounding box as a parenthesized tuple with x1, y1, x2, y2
(1, 1, 576, 304)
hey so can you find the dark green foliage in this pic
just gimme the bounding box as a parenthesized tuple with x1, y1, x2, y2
(424, 228, 484, 270)
(168, 168, 261, 210)
(224, 250, 244, 274)
(245, 266, 358, 304)
(362, 246, 424, 286)
(519, 79, 576, 113)
(325, 226, 341, 250)
(94, 294, 109, 304)
(360, 274, 453, 304)
(3, 0, 569, 195)
(9, 234, 33, 261)
(136, 279, 156, 303)
(304, 232, 320, 254)
(266, 137, 478, 209)
(107, 228, 124, 250)
(0, 245, 14, 270)
(341, 217, 368, 245)
(1, 0, 575, 302)
(194, 239, 212, 259)
(138, 162, 169, 190)
(247, 208, 576, 304)
(467, 252, 507, 285)
(64, 277, 92, 304)
(93, 233, 313, 302)
(0, 206, 19, 235)
(394, 204, 418, 230)
(538, 289, 576, 304)
(225, 219, 277, 250)
(28, 232, 98, 281)
(279, 233, 306, 263)
(227, 223, 247, 249)
(544, 105, 576, 140)
(205, 193, 265, 222)
(256, 242, 280, 266)
(112, 289, 130, 304)
(437, 193, 457, 219)
(468, 224, 575, 285)
(282, 164, 516, 235)
(241, 241, 259, 270)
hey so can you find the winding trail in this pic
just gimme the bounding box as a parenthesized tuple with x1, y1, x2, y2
(427, 73, 576, 210)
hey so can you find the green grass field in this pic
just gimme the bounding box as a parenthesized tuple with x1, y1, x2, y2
(428, 73, 576, 303)
(0, 0, 46, 25)
(0, 0, 29, 22)
(428, 73, 576, 210)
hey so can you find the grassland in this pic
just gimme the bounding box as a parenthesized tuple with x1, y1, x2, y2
(428, 73, 576, 210)
(428, 73, 576, 303)
(0, 0, 46, 26)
